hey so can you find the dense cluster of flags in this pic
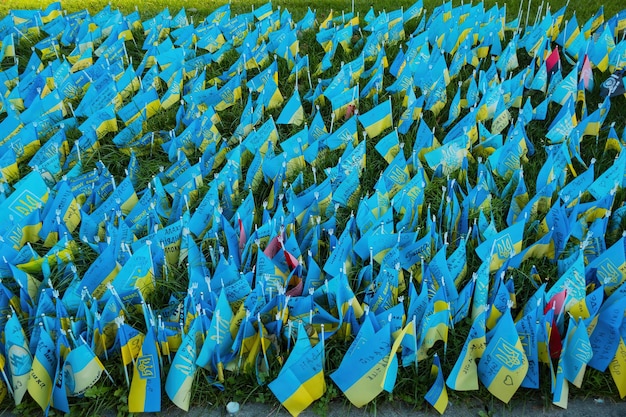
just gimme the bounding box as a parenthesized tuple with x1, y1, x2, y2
(0, 0, 626, 415)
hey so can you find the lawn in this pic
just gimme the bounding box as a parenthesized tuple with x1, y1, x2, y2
(0, 0, 625, 416)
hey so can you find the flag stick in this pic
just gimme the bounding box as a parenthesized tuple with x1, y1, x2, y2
(307, 64, 313, 90)
(534, 1, 543, 27)
(412, 315, 418, 372)
(161, 241, 169, 280)
(295, 59, 299, 92)
(287, 320, 293, 352)
(258, 313, 270, 371)
(320, 323, 326, 371)
(237, 310, 251, 373)
(158, 315, 171, 364)
(0, 363, 13, 397)
(115, 317, 131, 387)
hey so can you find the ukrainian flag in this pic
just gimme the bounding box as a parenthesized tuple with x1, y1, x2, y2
(276, 91, 305, 126)
(5, 312, 32, 404)
(583, 6, 604, 37)
(129, 329, 161, 413)
(196, 290, 234, 378)
(425, 354, 448, 414)
(27, 326, 55, 410)
(253, 1, 273, 21)
(359, 98, 393, 139)
(161, 70, 182, 110)
(446, 311, 486, 391)
(215, 72, 242, 111)
(63, 344, 105, 397)
(117, 320, 145, 368)
(562, 317, 592, 388)
(610, 337, 626, 399)
(330, 85, 359, 120)
(475, 220, 525, 272)
(269, 322, 325, 416)
(477, 308, 528, 403)
(165, 316, 203, 411)
(111, 244, 155, 297)
(374, 129, 400, 164)
(330, 320, 391, 407)
(78, 104, 118, 139)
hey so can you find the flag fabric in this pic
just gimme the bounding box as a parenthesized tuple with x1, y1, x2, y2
(475, 220, 525, 272)
(446, 311, 486, 391)
(268, 322, 325, 416)
(27, 325, 56, 410)
(330, 320, 391, 407)
(276, 90, 305, 126)
(63, 343, 105, 397)
(359, 99, 393, 139)
(425, 353, 448, 414)
(562, 317, 593, 388)
(5, 311, 32, 405)
(477, 307, 528, 403)
(165, 316, 203, 411)
(129, 326, 161, 413)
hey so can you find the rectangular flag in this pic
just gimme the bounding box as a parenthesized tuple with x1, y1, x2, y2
(5, 312, 32, 405)
(330, 320, 391, 407)
(475, 220, 525, 272)
(359, 98, 393, 139)
(63, 343, 105, 397)
(425, 354, 448, 414)
(165, 316, 203, 411)
(129, 328, 161, 413)
(276, 91, 304, 126)
(446, 311, 486, 390)
(268, 322, 325, 416)
(477, 308, 528, 403)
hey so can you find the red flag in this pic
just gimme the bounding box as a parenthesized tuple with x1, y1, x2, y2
(545, 289, 567, 359)
(546, 46, 561, 79)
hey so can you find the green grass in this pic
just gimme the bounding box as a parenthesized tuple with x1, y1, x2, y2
(0, 0, 623, 22)
(0, 0, 625, 416)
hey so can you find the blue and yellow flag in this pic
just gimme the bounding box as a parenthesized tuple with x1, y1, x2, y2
(446, 311, 486, 391)
(477, 307, 528, 403)
(63, 343, 105, 397)
(587, 235, 626, 295)
(110, 244, 155, 297)
(425, 354, 448, 414)
(276, 90, 305, 126)
(196, 289, 234, 381)
(330, 319, 391, 407)
(269, 322, 325, 416)
(165, 316, 203, 411)
(359, 98, 393, 139)
(27, 324, 56, 410)
(5, 311, 32, 405)
(562, 317, 593, 388)
(475, 220, 525, 272)
(609, 336, 626, 399)
(129, 327, 161, 413)
(215, 72, 243, 111)
(50, 329, 71, 413)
